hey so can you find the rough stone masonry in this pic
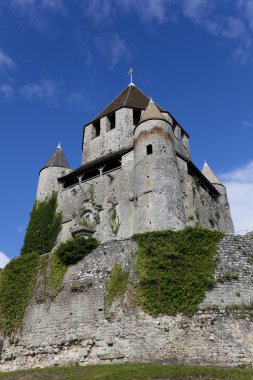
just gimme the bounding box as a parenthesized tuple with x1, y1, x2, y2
(1, 234, 253, 370)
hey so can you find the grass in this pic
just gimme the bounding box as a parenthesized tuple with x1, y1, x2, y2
(0, 363, 253, 380)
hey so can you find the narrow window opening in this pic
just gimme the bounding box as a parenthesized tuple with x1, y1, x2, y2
(133, 109, 142, 126)
(147, 144, 153, 155)
(107, 113, 115, 131)
(92, 120, 101, 138)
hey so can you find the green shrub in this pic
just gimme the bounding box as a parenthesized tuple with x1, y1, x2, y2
(132, 227, 223, 316)
(104, 262, 129, 316)
(21, 193, 62, 255)
(56, 237, 99, 266)
(0, 253, 39, 335)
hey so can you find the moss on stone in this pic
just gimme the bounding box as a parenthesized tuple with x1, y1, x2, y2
(109, 205, 120, 236)
(88, 184, 95, 206)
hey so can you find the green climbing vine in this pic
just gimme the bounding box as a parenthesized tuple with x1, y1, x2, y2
(0, 253, 39, 335)
(21, 193, 62, 255)
(109, 205, 120, 236)
(132, 227, 223, 316)
(104, 262, 129, 317)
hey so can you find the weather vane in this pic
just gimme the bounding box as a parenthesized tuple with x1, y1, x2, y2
(128, 67, 133, 84)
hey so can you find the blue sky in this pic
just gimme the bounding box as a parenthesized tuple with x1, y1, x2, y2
(1, 0, 253, 267)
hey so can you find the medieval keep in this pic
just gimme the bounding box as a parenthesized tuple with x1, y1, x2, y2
(36, 82, 234, 242)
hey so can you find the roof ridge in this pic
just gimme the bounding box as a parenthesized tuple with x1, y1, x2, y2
(123, 85, 132, 107)
(91, 85, 129, 121)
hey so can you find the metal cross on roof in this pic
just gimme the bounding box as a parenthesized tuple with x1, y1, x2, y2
(128, 67, 133, 84)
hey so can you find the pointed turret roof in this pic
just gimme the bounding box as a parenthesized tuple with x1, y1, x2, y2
(202, 162, 222, 185)
(90, 84, 165, 124)
(42, 145, 71, 171)
(138, 99, 168, 125)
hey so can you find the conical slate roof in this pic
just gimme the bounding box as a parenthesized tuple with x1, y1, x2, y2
(91, 84, 165, 124)
(138, 100, 168, 125)
(42, 144, 71, 170)
(202, 162, 222, 185)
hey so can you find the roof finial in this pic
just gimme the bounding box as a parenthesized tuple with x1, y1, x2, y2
(128, 67, 135, 86)
(57, 142, 61, 149)
(150, 97, 154, 103)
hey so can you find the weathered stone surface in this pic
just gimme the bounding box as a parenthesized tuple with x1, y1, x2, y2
(1, 235, 253, 371)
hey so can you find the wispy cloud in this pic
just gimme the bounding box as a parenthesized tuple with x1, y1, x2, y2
(19, 80, 61, 104)
(0, 84, 14, 99)
(9, 0, 67, 28)
(66, 91, 95, 110)
(95, 33, 131, 69)
(0, 251, 10, 269)
(81, 0, 170, 24)
(242, 120, 253, 128)
(0, 49, 16, 72)
(221, 161, 253, 233)
(182, 0, 211, 22)
(0, 79, 93, 109)
(79, 0, 253, 65)
(16, 225, 25, 233)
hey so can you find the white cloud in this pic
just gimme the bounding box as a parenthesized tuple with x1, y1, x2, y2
(9, 0, 67, 28)
(95, 33, 131, 69)
(66, 92, 88, 108)
(221, 161, 253, 234)
(16, 225, 25, 233)
(0, 252, 10, 269)
(0, 84, 14, 99)
(19, 80, 60, 102)
(81, 0, 170, 24)
(182, 0, 211, 22)
(0, 49, 15, 72)
(237, 0, 253, 31)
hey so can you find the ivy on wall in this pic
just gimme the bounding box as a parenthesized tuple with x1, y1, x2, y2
(49, 237, 99, 295)
(0, 253, 39, 336)
(104, 262, 129, 317)
(21, 193, 62, 256)
(132, 227, 223, 316)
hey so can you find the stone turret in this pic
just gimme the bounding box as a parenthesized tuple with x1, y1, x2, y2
(133, 100, 186, 233)
(202, 162, 234, 233)
(36, 144, 71, 202)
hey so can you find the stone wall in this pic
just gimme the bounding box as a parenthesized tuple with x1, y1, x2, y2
(1, 234, 253, 371)
(57, 150, 135, 244)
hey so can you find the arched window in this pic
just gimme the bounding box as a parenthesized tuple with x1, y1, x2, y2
(146, 144, 153, 155)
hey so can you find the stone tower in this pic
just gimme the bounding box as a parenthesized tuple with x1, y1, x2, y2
(202, 162, 234, 232)
(133, 100, 186, 233)
(36, 144, 71, 202)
